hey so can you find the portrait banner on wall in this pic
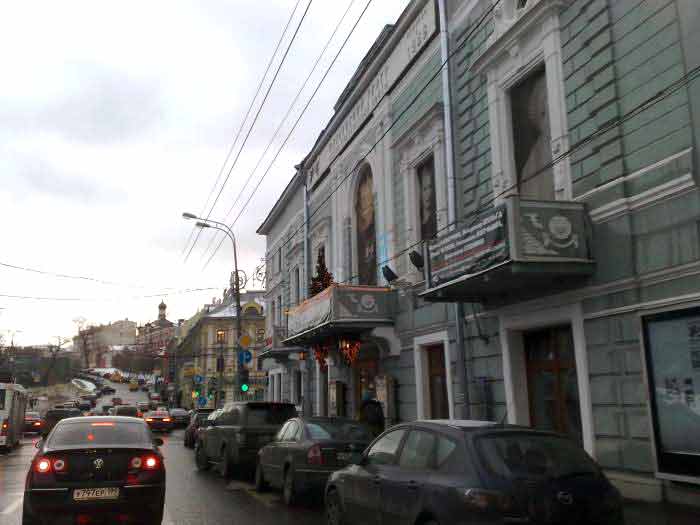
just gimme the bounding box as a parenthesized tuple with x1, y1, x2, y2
(643, 307, 700, 481)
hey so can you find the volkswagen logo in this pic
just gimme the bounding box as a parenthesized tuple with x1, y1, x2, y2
(556, 491, 574, 505)
(93, 458, 104, 470)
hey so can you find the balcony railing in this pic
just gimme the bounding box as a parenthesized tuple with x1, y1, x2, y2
(421, 196, 595, 305)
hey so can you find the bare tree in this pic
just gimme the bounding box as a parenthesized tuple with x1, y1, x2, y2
(43, 336, 72, 385)
(73, 317, 91, 368)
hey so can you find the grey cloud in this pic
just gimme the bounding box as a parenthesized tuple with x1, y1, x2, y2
(3, 62, 163, 144)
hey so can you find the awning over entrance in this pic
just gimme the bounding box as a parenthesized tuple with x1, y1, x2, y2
(283, 284, 395, 345)
(420, 196, 595, 305)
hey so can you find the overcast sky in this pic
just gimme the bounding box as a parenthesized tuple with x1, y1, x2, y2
(0, 0, 410, 346)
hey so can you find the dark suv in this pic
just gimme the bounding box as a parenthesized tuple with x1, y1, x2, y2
(41, 408, 82, 437)
(196, 402, 296, 478)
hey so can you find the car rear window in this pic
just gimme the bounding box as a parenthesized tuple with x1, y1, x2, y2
(115, 407, 139, 416)
(475, 432, 600, 480)
(152, 411, 169, 417)
(246, 404, 297, 425)
(306, 421, 373, 441)
(26, 412, 40, 418)
(48, 421, 151, 447)
(46, 409, 81, 419)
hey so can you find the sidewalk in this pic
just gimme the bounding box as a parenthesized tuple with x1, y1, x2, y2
(624, 500, 700, 525)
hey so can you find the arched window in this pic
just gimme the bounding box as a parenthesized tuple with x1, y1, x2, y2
(355, 166, 377, 285)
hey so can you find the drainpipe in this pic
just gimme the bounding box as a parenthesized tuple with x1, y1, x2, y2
(438, 0, 471, 419)
(302, 169, 314, 417)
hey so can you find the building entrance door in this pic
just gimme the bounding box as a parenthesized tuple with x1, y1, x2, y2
(426, 344, 449, 419)
(353, 346, 379, 411)
(524, 325, 582, 442)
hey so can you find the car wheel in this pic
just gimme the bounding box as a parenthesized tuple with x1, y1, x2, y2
(218, 446, 232, 479)
(195, 441, 210, 471)
(325, 489, 345, 525)
(254, 462, 268, 492)
(282, 466, 297, 506)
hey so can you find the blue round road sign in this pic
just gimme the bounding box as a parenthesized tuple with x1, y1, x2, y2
(194, 375, 203, 384)
(197, 395, 208, 407)
(244, 350, 252, 363)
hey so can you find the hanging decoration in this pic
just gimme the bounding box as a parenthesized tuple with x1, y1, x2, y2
(339, 338, 361, 365)
(309, 249, 334, 297)
(313, 344, 329, 371)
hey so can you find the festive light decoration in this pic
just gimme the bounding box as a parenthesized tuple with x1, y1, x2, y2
(309, 249, 334, 297)
(339, 338, 361, 365)
(313, 344, 329, 371)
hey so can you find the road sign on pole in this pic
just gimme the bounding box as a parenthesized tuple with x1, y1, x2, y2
(194, 375, 203, 384)
(197, 395, 208, 407)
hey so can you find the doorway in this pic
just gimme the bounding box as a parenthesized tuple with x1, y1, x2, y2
(426, 344, 449, 419)
(353, 345, 379, 412)
(524, 325, 582, 442)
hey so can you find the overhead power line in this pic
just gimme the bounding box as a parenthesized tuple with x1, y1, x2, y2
(0, 288, 223, 303)
(202, 0, 377, 270)
(182, 0, 305, 258)
(184, 0, 315, 263)
(198, 0, 358, 263)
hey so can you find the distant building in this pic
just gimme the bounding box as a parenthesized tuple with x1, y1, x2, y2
(73, 319, 137, 367)
(136, 301, 176, 354)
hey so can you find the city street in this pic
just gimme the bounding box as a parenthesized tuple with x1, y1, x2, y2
(0, 380, 325, 525)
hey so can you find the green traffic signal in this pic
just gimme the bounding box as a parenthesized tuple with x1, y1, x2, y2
(241, 384, 249, 392)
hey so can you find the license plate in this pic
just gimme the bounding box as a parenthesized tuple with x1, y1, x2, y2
(73, 488, 120, 501)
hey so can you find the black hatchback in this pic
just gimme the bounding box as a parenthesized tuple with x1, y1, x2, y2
(23, 416, 165, 525)
(324, 420, 624, 525)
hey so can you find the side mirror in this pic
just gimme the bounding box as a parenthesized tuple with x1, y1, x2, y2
(153, 438, 164, 447)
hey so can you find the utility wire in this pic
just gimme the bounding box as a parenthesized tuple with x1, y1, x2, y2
(182, 0, 304, 257)
(197, 0, 358, 263)
(202, 0, 377, 270)
(184, 0, 315, 263)
(226, 0, 500, 273)
(0, 288, 223, 302)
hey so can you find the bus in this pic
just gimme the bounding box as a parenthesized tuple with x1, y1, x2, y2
(0, 383, 28, 450)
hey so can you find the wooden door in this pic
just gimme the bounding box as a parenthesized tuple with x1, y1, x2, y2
(427, 344, 449, 419)
(524, 326, 582, 442)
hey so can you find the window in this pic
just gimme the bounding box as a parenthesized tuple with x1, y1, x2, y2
(399, 430, 436, 469)
(293, 267, 301, 305)
(281, 421, 299, 441)
(366, 428, 407, 466)
(216, 329, 226, 344)
(510, 67, 553, 200)
(417, 156, 437, 240)
(293, 370, 302, 404)
(276, 249, 282, 274)
(48, 421, 151, 447)
(276, 421, 291, 441)
(355, 167, 376, 286)
(436, 435, 458, 469)
(277, 295, 283, 324)
(271, 301, 276, 327)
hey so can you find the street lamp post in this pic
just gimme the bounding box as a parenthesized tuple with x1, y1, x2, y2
(183, 213, 243, 407)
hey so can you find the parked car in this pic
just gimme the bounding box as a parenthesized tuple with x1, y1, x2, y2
(111, 397, 123, 406)
(256, 417, 373, 505)
(101, 404, 113, 415)
(183, 409, 214, 448)
(23, 412, 44, 434)
(41, 408, 82, 437)
(23, 416, 165, 525)
(324, 420, 624, 525)
(128, 382, 139, 392)
(169, 408, 189, 427)
(195, 402, 297, 478)
(114, 405, 142, 418)
(144, 411, 172, 432)
(137, 401, 150, 413)
(77, 400, 92, 412)
(80, 394, 97, 407)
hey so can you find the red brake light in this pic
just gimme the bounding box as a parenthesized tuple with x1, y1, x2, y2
(143, 456, 159, 470)
(35, 457, 52, 473)
(162, 418, 171, 422)
(307, 444, 324, 465)
(53, 458, 67, 472)
(91, 422, 114, 427)
(34, 421, 42, 426)
(1, 419, 8, 436)
(146, 418, 154, 422)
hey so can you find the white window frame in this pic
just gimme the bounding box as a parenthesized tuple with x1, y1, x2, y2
(472, 0, 572, 204)
(413, 330, 454, 420)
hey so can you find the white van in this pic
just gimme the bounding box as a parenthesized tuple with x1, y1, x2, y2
(0, 383, 28, 450)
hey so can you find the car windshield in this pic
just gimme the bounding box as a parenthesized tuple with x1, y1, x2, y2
(115, 407, 139, 416)
(48, 421, 152, 447)
(475, 432, 600, 480)
(246, 405, 297, 425)
(305, 420, 373, 441)
(25, 412, 40, 418)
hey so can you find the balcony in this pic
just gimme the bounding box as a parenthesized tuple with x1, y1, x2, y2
(283, 284, 395, 345)
(420, 197, 595, 306)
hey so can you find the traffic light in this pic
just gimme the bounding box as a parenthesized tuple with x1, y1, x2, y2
(193, 389, 201, 398)
(238, 368, 250, 393)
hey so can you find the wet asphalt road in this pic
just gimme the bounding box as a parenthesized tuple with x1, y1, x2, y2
(0, 380, 325, 525)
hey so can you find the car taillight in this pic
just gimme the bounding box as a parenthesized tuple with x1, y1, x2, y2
(1, 419, 8, 436)
(53, 458, 67, 472)
(34, 421, 42, 427)
(35, 457, 52, 473)
(137, 412, 142, 418)
(129, 455, 160, 471)
(307, 444, 324, 465)
(144, 456, 158, 469)
(130, 457, 142, 469)
(461, 488, 512, 512)
(163, 418, 171, 422)
(146, 418, 154, 422)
